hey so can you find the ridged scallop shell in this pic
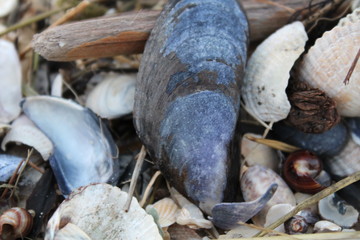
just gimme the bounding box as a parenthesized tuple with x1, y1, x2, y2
(0, 207, 33, 239)
(327, 137, 360, 177)
(240, 165, 296, 226)
(45, 183, 162, 240)
(298, 18, 360, 117)
(338, 8, 360, 27)
(86, 73, 136, 119)
(241, 21, 308, 122)
(0, 40, 22, 124)
(148, 197, 179, 228)
(1, 115, 54, 160)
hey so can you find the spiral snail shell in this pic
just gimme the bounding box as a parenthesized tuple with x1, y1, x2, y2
(134, 0, 249, 215)
(0, 207, 33, 240)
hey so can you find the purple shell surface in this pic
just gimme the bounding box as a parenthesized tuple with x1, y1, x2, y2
(134, 0, 249, 214)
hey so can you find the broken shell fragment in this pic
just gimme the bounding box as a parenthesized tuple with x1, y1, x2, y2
(53, 223, 92, 240)
(314, 220, 342, 233)
(134, 0, 249, 214)
(0, 154, 23, 182)
(0, 207, 33, 240)
(265, 203, 294, 233)
(21, 96, 120, 195)
(45, 184, 162, 240)
(298, 17, 360, 117)
(147, 197, 179, 228)
(85, 73, 136, 119)
(240, 165, 296, 226)
(1, 115, 54, 160)
(318, 194, 359, 228)
(0, 40, 22, 124)
(241, 21, 308, 122)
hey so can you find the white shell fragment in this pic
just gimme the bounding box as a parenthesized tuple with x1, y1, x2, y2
(54, 223, 92, 240)
(318, 194, 359, 228)
(51, 73, 63, 97)
(1, 115, 54, 160)
(169, 187, 213, 229)
(240, 165, 296, 226)
(147, 197, 179, 228)
(0, 0, 18, 17)
(86, 73, 136, 119)
(241, 133, 279, 171)
(327, 137, 360, 177)
(0, 40, 22, 124)
(45, 184, 162, 240)
(241, 21, 308, 122)
(264, 203, 294, 233)
(314, 220, 342, 233)
(298, 16, 360, 117)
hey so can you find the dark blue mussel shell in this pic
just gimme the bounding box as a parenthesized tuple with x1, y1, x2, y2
(134, 0, 249, 215)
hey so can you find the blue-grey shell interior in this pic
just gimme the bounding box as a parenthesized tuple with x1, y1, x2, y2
(0, 154, 23, 182)
(22, 96, 119, 195)
(134, 0, 248, 213)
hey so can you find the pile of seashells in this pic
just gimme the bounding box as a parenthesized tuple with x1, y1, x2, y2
(1, 0, 360, 239)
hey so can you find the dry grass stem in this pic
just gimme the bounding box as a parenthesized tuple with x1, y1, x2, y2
(140, 170, 161, 207)
(237, 221, 296, 239)
(245, 135, 300, 152)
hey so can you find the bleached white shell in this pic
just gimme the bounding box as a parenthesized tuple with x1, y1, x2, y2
(54, 223, 92, 240)
(327, 137, 360, 177)
(45, 183, 162, 240)
(169, 187, 212, 229)
(264, 203, 294, 233)
(241, 21, 308, 122)
(298, 18, 360, 117)
(147, 197, 179, 228)
(241, 133, 279, 171)
(0, 40, 22, 123)
(51, 73, 63, 97)
(0, 0, 18, 17)
(240, 165, 296, 226)
(85, 73, 136, 119)
(314, 220, 342, 233)
(338, 8, 360, 27)
(1, 115, 54, 160)
(219, 225, 259, 239)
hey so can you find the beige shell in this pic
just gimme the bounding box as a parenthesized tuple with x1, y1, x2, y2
(1, 115, 54, 160)
(85, 73, 136, 119)
(264, 203, 294, 233)
(54, 223, 92, 240)
(147, 197, 179, 228)
(0, 207, 33, 240)
(240, 165, 296, 226)
(338, 8, 360, 27)
(0, 40, 22, 124)
(241, 21, 308, 122)
(45, 183, 162, 240)
(298, 18, 360, 117)
(0, 0, 18, 17)
(241, 133, 279, 171)
(169, 187, 212, 229)
(327, 137, 360, 177)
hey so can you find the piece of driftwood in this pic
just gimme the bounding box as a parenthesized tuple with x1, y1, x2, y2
(33, 0, 322, 61)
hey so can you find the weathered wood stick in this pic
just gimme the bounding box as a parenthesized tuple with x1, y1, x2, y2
(33, 0, 323, 61)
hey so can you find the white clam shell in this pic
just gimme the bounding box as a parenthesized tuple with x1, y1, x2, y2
(86, 73, 136, 119)
(0, 0, 18, 17)
(327, 137, 360, 177)
(0, 40, 22, 123)
(45, 183, 162, 240)
(298, 18, 360, 117)
(1, 115, 54, 160)
(169, 187, 212, 229)
(148, 197, 179, 228)
(240, 165, 296, 226)
(241, 21, 308, 122)
(241, 133, 279, 171)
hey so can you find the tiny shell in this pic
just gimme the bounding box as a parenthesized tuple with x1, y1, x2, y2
(298, 17, 360, 117)
(1, 115, 54, 160)
(241, 133, 279, 171)
(240, 165, 296, 226)
(314, 220, 342, 233)
(0, 40, 22, 124)
(148, 197, 179, 228)
(241, 21, 308, 122)
(0, 0, 18, 17)
(45, 183, 162, 240)
(0, 207, 33, 240)
(86, 73, 136, 119)
(327, 136, 360, 177)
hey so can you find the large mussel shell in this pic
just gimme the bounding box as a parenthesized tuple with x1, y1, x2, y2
(133, 0, 249, 214)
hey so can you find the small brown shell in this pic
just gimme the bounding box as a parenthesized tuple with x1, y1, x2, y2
(0, 207, 33, 239)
